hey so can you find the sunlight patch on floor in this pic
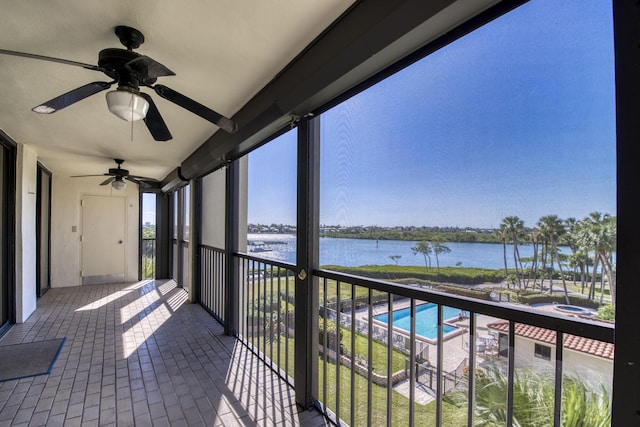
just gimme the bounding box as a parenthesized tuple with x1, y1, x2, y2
(75, 280, 155, 312)
(124, 280, 155, 290)
(166, 288, 188, 311)
(122, 303, 172, 359)
(119, 290, 161, 325)
(156, 279, 179, 295)
(121, 285, 188, 359)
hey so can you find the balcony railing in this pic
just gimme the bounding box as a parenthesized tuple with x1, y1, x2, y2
(314, 269, 614, 427)
(235, 253, 296, 387)
(141, 237, 156, 279)
(199, 245, 226, 323)
(197, 247, 614, 427)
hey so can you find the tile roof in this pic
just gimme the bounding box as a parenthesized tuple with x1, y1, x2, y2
(487, 321, 614, 360)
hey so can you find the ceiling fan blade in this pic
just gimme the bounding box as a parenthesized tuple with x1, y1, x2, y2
(139, 93, 172, 141)
(125, 176, 152, 188)
(126, 56, 175, 81)
(70, 174, 110, 178)
(0, 48, 101, 71)
(100, 177, 116, 186)
(32, 81, 113, 114)
(153, 84, 238, 133)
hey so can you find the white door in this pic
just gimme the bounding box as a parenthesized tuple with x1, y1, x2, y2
(81, 195, 126, 285)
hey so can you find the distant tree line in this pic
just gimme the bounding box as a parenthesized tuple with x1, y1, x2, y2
(321, 226, 501, 243)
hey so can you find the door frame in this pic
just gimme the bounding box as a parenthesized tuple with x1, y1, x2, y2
(0, 131, 16, 337)
(36, 163, 52, 297)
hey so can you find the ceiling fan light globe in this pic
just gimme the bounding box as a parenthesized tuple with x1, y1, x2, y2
(111, 179, 127, 190)
(106, 90, 149, 121)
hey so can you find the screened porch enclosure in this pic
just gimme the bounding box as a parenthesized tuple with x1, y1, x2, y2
(195, 124, 615, 426)
(0, 0, 638, 425)
(189, 0, 622, 424)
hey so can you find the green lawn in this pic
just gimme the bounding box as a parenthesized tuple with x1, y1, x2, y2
(319, 354, 469, 426)
(564, 280, 610, 300)
(338, 327, 405, 375)
(251, 331, 469, 426)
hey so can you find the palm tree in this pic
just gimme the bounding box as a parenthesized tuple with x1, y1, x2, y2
(501, 216, 526, 288)
(412, 241, 432, 271)
(575, 213, 617, 305)
(563, 217, 593, 294)
(538, 215, 571, 304)
(389, 255, 401, 265)
(528, 228, 543, 291)
(495, 225, 510, 278)
(432, 240, 451, 271)
(454, 367, 612, 427)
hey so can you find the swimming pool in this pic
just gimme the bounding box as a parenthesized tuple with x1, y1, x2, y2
(554, 305, 595, 316)
(373, 304, 463, 339)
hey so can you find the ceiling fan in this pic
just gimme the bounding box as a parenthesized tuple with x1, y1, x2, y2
(0, 26, 238, 141)
(71, 159, 158, 190)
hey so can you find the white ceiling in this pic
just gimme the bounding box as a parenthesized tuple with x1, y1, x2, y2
(0, 0, 355, 181)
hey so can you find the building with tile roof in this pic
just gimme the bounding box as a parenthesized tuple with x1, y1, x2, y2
(487, 320, 613, 392)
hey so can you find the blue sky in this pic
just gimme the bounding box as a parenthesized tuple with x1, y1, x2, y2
(248, 0, 616, 229)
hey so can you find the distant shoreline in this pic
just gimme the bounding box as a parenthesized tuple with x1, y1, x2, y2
(248, 229, 505, 244)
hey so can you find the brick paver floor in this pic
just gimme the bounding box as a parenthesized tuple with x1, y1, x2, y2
(0, 280, 329, 427)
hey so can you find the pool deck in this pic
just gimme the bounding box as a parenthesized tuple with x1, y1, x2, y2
(364, 303, 503, 405)
(353, 300, 500, 373)
(347, 299, 595, 405)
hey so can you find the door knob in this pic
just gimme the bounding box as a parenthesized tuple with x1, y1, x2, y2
(118, 240, 123, 244)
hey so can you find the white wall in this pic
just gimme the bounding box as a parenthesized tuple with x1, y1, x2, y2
(51, 175, 139, 288)
(201, 168, 226, 248)
(512, 335, 613, 393)
(15, 144, 37, 322)
(238, 157, 248, 252)
(201, 159, 248, 252)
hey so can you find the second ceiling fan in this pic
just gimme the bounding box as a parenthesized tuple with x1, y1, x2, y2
(0, 26, 238, 141)
(71, 159, 158, 190)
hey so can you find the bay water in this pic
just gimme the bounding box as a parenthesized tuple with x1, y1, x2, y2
(247, 234, 561, 270)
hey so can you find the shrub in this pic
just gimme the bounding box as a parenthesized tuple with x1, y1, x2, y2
(319, 319, 342, 349)
(517, 293, 600, 309)
(322, 265, 505, 285)
(595, 304, 615, 321)
(433, 284, 492, 300)
(445, 367, 611, 426)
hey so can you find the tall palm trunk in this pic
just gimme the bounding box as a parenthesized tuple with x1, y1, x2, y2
(588, 257, 600, 301)
(502, 239, 508, 275)
(503, 243, 510, 289)
(531, 241, 539, 290)
(547, 246, 557, 295)
(512, 239, 522, 288)
(599, 272, 605, 305)
(516, 245, 528, 289)
(541, 242, 549, 293)
(552, 239, 570, 304)
(599, 251, 616, 305)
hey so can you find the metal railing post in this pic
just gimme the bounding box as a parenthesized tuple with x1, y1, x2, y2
(224, 161, 240, 336)
(295, 115, 320, 408)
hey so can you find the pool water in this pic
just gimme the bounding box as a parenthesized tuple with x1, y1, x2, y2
(555, 305, 595, 316)
(373, 304, 463, 339)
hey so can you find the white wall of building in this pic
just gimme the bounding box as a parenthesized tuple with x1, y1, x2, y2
(511, 335, 613, 393)
(50, 175, 139, 288)
(15, 144, 37, 322)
